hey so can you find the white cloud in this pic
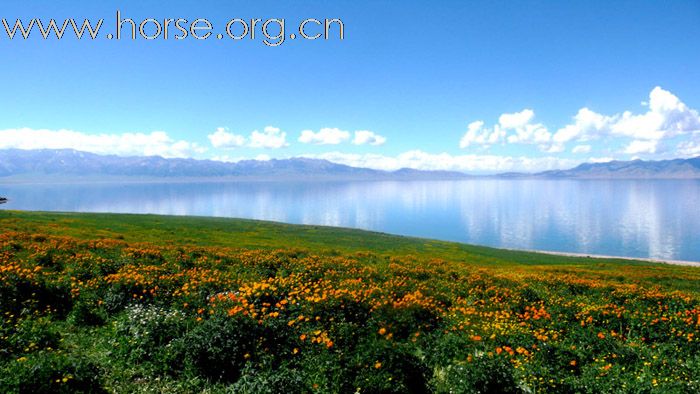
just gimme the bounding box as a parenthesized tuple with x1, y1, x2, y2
(623, 140, 658, 154)
(302, 150, 579, 174)
(459, 121, 505, 148)
(571, 145, 591, 154)
(211, 155, 246, 163)
(298, 128, 387, 146)
(499, 109, 535, 129)
(0, 127, 205, 158)
(676, 133, 700, 157)
(460, 109, 550, 150)
(464, 87, 700, 157)
(298, 128, 350, 145)
(352, 130, 386, 146)
(207, 127, 246, 149)
(498, 109, 551, 146)
(611, 87, 700, 140)
(551, 108, 614, 151)
(249, 126, 288, 149)
(209, 126, 288, 149)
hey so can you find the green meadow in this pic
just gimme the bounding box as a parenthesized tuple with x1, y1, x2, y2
(1, 210, 699, 393)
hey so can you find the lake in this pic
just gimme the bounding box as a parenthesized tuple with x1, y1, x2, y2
(1, 179, 699, 262)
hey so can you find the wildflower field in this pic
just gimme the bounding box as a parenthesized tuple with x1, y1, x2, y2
(1, 211, 699, 393)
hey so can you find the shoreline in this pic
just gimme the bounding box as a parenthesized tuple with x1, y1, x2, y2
(506, 247, 700, 267)
(1, 208, 698, 268)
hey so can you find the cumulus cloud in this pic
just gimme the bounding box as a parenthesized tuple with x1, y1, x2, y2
(352, 130, 386, 146)
(462, 87, 700, 157)
(249, 126, 288, 149)
(623, 140, 658, 155)
(298, 128, 386, 146)
(460, 109, 550, 150)
(0, 127, 205, 158)
(298, 128, 350, 145)
(499, 109, 535, 129)
(207, 127, 246, 149)
(550, 108, 614, 152)
(677, 133, 700, 157)
(302, 150, 578, 174)
(459, 121, 505, 148)
(611, 87, 700, 140)
(209, 126, 288, 149)
(588, 157, 615, 163)
(571, 145, 592, 154)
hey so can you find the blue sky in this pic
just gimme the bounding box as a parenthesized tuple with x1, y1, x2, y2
(1, 0, 699, 173)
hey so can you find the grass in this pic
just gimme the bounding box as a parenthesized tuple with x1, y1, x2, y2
(1, 210, 699, 393)
(0, 209, 692, 265)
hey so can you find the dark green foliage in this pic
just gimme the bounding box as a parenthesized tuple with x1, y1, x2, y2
(0, 351, 105, 394)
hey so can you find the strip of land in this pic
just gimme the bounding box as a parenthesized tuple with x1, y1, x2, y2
(504, 247, 700, 267)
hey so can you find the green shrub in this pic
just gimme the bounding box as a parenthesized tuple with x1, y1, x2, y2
(68, 300, 106, 326)
(111, 304, 188, 369)
(171, 314, 260, 383)
(0, 350, 105, 394)
(229, 363, 308, 394)
(432, 354, 523, 394)
(0, 315, 60, 361)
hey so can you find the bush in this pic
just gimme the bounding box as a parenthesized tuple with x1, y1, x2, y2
(111, 304, 188, 370)
(432, 354, 523, 394)
(0, 351, 105, 394)
(0, 315, 60, 361)
(229, 362, 309, 394)
(68, 300, 106, 326)
(171, 314, 260, 383)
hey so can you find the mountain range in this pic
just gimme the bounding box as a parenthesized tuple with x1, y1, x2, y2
(1, 149, 699, 180)
(533, 157, 700, 179)
(0, 149, 468, 180)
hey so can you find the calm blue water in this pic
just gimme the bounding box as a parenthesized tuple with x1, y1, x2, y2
(1, 179, 699, 261)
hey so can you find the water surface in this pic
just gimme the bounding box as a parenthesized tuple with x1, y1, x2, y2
(1, 179, 698, 261)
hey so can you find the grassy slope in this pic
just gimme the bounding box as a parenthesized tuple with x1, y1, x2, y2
(2, 210, 700, 393)
(1, 210, 699, 294)
(0, 209, 659, 264)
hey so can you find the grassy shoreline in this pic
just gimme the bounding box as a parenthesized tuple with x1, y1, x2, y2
(2, 209, 696, 267)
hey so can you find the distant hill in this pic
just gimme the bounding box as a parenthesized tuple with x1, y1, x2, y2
(0, 149, 468, 180)
(532, 157, 700, 179)
(2, 149, 699, 180)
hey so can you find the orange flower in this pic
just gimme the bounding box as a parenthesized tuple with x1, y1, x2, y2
(374, 361, 382, 369)
(378, 327, 387, 335)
